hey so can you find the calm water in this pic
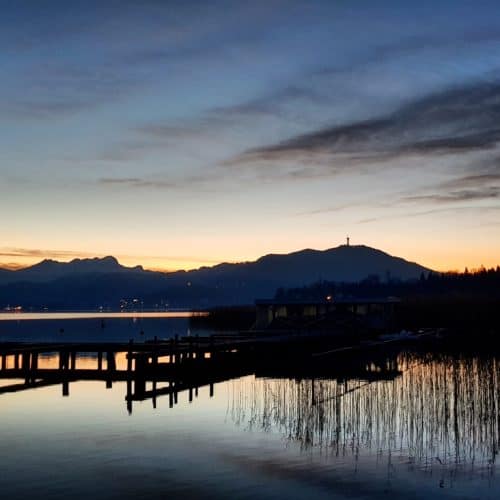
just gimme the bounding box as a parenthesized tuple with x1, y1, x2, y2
(0, 347, 499, 499)
(0, 312, 209, 342)
(0, 312, 198, 321)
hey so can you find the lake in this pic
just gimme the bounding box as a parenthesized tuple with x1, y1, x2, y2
(0, 315, 499, 499)
(0, 311, 209, 343)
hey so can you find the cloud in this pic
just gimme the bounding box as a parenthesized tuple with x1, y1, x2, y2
(357, 205, 500, 224)
(86, 18, 500, 191)
(440, 173, 500, 189)
(296, 173, 500, 219)
(97, 172, 215, 191)
(2, 62, 141, 120)
(398, 167, 500, 205)
(0, 248, 97, 260)
(0, 263, 25, 270)
(229, 82, 500, 168)
(130, 84, 328, 151)
(403, 188, 500, 204)
(94, 78, 500, 201)
(1, 1, 305, 122)
(295, 200, 389, 217)
(98, 177, 177, 189)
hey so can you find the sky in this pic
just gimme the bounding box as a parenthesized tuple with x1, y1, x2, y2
(1, 0, 500, 272)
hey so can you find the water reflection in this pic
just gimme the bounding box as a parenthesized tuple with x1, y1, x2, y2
(1, 349, 499, 498)
(229, 352, 500, 475)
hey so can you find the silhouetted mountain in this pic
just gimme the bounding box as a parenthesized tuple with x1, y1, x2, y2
(167, 245, 428, 289)
(0, 245, 431, 309)
(0, 268, 15, 282)
(0, 256, 147, 285)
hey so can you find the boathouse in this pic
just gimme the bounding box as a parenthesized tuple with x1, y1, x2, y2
(255, 297, 399, 331)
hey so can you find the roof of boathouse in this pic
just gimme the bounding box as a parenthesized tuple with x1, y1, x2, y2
(255, 297, 400, 306)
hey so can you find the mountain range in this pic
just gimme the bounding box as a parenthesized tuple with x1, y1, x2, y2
(0, 245, 430, 309)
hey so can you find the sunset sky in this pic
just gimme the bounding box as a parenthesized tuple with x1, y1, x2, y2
(1, 0, 500, 272)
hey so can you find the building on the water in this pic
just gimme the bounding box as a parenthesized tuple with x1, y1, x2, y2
(255, 297, 400, 331)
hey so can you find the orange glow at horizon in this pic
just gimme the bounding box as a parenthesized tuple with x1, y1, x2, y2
(0, 243, 499, 274)
(0, 253, 231, 273)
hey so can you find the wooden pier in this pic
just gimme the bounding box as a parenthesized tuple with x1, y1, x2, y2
(0, 331, 435, 413)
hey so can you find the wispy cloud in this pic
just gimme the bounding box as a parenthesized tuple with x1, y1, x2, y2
(98, 177, 177, 189)
(0, 247, 97, 260)
(440, 172, 500, 189)
(97, 172, 216, 191)
(357, 205, 500, 224)
(0, 262, 25, 270)
(92, 78, 500, 205)
(398, 167, 500, 205)
(2, 62, 142, 120)
(227, 82, 500, 170)
(402, 188, 500, 204)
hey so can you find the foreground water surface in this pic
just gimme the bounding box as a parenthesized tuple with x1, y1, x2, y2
(0, 317, 499, 499)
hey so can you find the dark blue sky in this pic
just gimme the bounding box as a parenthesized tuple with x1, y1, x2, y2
(1, 1, 500, 270)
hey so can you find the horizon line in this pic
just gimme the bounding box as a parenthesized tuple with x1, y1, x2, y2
(1, 244, 498, 275)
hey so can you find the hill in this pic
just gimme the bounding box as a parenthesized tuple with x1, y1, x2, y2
(0, 245, 431, 309)
(0, 256, 145, 285)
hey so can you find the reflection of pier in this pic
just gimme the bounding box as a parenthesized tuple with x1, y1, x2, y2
(0, 337, 258, 412)
(0, 333, 412, 413)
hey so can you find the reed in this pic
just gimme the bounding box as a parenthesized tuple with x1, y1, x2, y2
(229, 352, 500, 473)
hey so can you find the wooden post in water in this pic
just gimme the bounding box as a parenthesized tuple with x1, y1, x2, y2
(135, 353, 144, 374)
(106, 351, 116, 371)
(195, 335, 199, 360)
(126, 379, 132, 415)
(31, 352, 38, 372)
(152, 380, 157, 409)
(169, 338, 174, 365)
(174, 335, 179, 366)
(59, 350, 70, 371)
(22, 352, 30, 373)
(209, 336, 214, 363)
(62, 351, 70, 370)
(210, 382, 214, 398)
(22, 352, 30, 384)
(152, 337, 158, 373)
(127, 340, 133, 372)
(134, 377, 145, 399)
